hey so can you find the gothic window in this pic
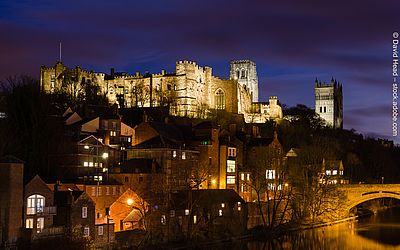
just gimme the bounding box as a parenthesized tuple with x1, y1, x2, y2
(241, 70, 247, 79)
(324, 107, 326, 113)
(320, 107, 322, 113)
(215, 89, 225, 110)
(236, 70, 240, 79)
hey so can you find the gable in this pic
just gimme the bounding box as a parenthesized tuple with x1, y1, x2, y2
(81, 117, 100, 133)
(65, 112, 82, 125)
(133, 123, 158, 146)
(25, 175, 53, 198)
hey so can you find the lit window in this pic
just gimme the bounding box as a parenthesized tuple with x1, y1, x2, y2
(227, 176, 235, 184)
(172, 150, 177, 158)
(84, 162, 89, 167)
(228, 147, 236, 157)
(91, 187, 96, 196)
(161, 215, 166, 225)
(227, 160, 235, 173)
(182, 152, 186, 160)
(266, 170, 276, 179)
(37, 217, 44, 232)
(97, 187, 102, 196)
(268, 183, 275, 190)
(241, 184, 244, 192)
(332, 170, 338, 175)
(193, 215, 197, 224)
(106, 187, 110, 195)
(98, 226, 103, 236)
(221, 203, 225, 208)
(112, 187, 116, 195)
(340, 170, 344, 175)
(128, 137, 131, 142)
(218, 209, 223, 216)
(185, 209, 189, 216)
(326, 170, 331, 176)
(27, 194, 45, 215)
(26, 218, 33, 229)
(247, 173, 250, 181)
(82, 207, 87, 218)
(170, 210, 175, 217)
(83, 227, 90, 237)
(241, 173, 245, 181)
(84, 145, 90, 149)
(89, 162, 94, 167)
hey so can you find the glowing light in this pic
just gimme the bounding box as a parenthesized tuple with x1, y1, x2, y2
(211, 179, 216, 185)
(127, 198, 133, 206)
(84, 145, 90, 149)
(102, 152, 109, 159)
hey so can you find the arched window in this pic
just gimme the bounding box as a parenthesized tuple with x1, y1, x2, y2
(27, 194, 45, 215)
(215, 89, 225, 110)
(236, 70, 240, 79)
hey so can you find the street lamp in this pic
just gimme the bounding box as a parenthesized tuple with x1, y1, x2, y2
(127, 198, 134, 206)
(102, 152, 109, 180)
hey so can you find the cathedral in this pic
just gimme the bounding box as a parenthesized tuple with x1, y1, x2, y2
(315, 78, 343, 128)
(40, 60, 283, 123)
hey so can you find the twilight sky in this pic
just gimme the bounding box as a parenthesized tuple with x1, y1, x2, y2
(0, 0, 398, 142)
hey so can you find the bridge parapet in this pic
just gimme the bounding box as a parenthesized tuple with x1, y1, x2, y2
(337, 184, 400, 216)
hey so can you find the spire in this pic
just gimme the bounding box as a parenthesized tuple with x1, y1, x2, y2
(59, 42, 62, 62)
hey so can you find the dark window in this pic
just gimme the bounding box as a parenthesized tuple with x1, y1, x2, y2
(124, 176, 129, 182)
(215, 89, 225, 110)
(139, 176, 143, 183)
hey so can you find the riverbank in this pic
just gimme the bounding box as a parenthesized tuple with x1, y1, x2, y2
(133, 216, 362, 249)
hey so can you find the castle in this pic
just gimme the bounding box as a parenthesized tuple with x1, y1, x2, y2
(40, 60, 283, 123)
(315, 78, 343, 128)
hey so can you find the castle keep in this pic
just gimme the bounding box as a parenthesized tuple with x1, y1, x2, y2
(40, 60, 282, 123)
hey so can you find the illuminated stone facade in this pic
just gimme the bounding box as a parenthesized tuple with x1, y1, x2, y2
(315, 79, 343, 128)
(40, 60, 282, 122)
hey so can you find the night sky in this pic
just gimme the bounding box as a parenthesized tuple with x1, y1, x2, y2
(0, 1, 398, 142)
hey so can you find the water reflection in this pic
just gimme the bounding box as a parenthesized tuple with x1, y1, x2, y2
(193, 208, 400, 249)
(246, 207, 400, 250)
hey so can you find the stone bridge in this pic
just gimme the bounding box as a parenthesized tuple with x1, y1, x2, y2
(338, 184, 400, 215)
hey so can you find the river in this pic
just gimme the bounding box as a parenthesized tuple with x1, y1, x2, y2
(198, 207, 400, 249)
(245, 207, 400, 250)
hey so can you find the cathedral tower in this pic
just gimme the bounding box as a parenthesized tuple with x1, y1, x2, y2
(315, 78, 343, 129)
(230, 60, 259, 102)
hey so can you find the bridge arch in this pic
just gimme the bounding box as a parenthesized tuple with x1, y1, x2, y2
(345, 191, 400, 212)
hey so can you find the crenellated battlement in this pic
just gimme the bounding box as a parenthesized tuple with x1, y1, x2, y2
(315, 78, 342, 88)
(40, 65, 56, 71)
(230, 59, 256, 66)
